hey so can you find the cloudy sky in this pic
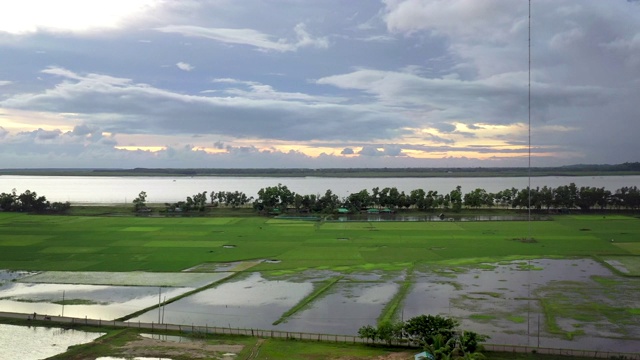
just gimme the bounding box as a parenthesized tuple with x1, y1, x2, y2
(1, 0, 639, 169)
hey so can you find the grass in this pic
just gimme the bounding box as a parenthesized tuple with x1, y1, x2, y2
(256, 338, 410, 359)
(377, 266, 414, 324)
(1, 212, 639, 358)
(0, 213, 635, 273)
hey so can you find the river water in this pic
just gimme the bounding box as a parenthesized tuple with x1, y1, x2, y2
(1, 175, 639, 204)
(0, 324, 103, 360)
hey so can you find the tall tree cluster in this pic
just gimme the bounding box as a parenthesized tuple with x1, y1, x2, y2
(358, 314, 488, 359)
(0, 189, 70, 213)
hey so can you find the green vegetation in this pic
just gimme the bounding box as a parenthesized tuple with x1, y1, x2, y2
(1, 212, 639, 359)
(359, 314, 489, 359)
(0, 213, 637, 272)
(378, 266, 414, 324)
(257, 337, 405, 359)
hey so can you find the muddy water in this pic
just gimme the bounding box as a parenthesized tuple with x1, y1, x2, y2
(0, 271, 233, 320)
(1, 260, 638, 353)
(278, 281, 399, 335)
(403, 259, 640, 353)
(130, 272, 313, 329)
(0, 324, 103, 360)
(0, 280, 195, 320)
(0, 271, 216, 320)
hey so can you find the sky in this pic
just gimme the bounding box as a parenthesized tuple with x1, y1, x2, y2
(0, 0, 639, 169)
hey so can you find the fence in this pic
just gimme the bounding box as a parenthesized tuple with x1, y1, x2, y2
(3, 311, 639, 359)
(484, 344, 640, 359)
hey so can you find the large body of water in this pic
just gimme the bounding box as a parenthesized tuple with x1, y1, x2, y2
(1, 175, 639, 204)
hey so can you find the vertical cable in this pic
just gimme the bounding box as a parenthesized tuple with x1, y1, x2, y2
(528, 0, 532, 237)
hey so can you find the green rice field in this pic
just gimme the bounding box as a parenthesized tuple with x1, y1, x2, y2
(0, 213, 638, 274)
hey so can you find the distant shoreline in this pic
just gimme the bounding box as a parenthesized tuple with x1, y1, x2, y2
(1, 163, 640, 178)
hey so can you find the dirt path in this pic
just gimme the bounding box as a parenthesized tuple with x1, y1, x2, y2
(246, 338, 266, 360)
(119, 334, 244, 359)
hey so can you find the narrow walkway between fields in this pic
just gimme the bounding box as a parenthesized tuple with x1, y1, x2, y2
(1, 311, 638, 360)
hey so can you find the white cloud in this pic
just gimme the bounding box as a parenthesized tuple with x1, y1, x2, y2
(156, 23, 329, 52)
(1, 67, 408, 142)
(0, 0, 160, 34)
(316, 68, 607, 126)
(1, 1, 639, 168)
(176, 62, 194, 71)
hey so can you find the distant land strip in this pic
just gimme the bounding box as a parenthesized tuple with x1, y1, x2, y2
(1, 162, 640, 178)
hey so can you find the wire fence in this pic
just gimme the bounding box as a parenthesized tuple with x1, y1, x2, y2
(3, 312, 639, 360)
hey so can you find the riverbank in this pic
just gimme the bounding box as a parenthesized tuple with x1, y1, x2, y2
(2, 163, 640, 178)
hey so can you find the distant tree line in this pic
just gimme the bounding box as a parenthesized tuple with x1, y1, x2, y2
(250, 183, 640, 214)
(132, 190, 255, 213)
(89, 161, 640, 177)
(136, 182, 640, 214)
(0, 189, 70, 213)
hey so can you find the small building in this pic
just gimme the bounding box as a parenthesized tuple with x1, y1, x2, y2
(415, 351, 435, 360)
(337, 208, 350, 214)
(367, 208, 379, 214)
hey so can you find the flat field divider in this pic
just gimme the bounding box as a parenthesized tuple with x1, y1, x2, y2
(2, 311, 639, 360)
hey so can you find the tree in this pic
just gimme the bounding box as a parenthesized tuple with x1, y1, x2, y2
(458, 330, 488, 354)
(463, 188, 488, 209)
(376, 321, 404, 345)
(410, 189, 427, 210)
(450, 186, 463, 212)
(346, 189, 371, 212)
(357, 325, 378, 343)
(316, 189, 339, 213)
(254, 183, 295, 212)
(403, 314, 459, 347)
(538, 186, 554, 210)
(49, 201, 71, 213)
(190, 191, 208, 211)
(132, 191, 148, 212)
(0, 190, 17, 211)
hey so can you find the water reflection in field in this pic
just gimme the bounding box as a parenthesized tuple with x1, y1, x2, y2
(278, 281, 398, 335)
(0, 324, 103, 360)
(130, 272, 313, 329)
(0, 282, 193, 319)
(0, 271, 223, 320)
(403, 259, 640, 353)
(1, 259, 638, 353)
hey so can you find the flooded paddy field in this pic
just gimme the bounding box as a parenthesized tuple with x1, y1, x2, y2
(130, 272, 314, 329)
(278, 278, 399, 335)
(0, 270, 232, 320)
(0, 323, 103, 360)
(403, 259, 640, 353)
(1, 258, 638, 354)
(126, 258, 639, 353)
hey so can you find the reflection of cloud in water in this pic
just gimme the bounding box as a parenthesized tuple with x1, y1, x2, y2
(191, 273, 312, 307)
(0, 282, 193, 320)
(0, 324, 103, 360)
(1, 283, 110, 298)
(355, 283, 396, 304)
